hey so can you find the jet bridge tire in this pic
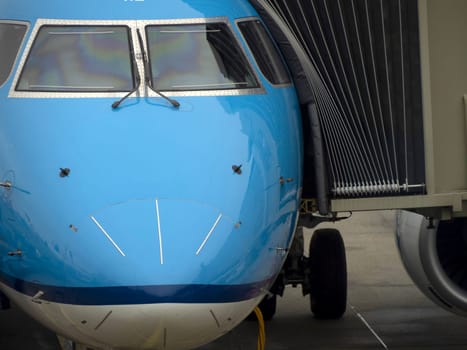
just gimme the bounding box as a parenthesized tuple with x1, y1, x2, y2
(309, 228, 347, 319)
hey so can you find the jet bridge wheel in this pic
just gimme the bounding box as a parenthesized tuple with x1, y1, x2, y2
(309, 228, 347, 319)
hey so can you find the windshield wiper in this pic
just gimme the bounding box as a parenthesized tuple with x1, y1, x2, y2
(112, 39, 142, 109)
(137, 29, 180, 108)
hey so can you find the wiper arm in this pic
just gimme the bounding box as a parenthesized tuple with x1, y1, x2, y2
(112, 39, 142, 109)
(137, 29, 180, 108)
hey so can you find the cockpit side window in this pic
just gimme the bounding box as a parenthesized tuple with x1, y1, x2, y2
(16, 26, 134, 92)
(145, 23, 259, 91)
(0, 22, 28, 87)
(237, 19, 291, 86)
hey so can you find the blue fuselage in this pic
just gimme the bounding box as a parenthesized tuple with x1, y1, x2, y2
(0, 92, 302, 302)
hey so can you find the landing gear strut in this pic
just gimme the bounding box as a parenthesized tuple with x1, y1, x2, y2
(259, 226, 347, 320)
(256, 293, 277, 321)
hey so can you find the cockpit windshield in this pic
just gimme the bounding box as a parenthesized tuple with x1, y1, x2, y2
(145, 23, 259, 91)
(16, 26, 134, 92)
(13, 20, 261, 96)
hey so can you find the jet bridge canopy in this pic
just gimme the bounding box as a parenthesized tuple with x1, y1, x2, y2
(250, 0, 467, 219)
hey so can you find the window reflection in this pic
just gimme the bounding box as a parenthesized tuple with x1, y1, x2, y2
(145, 23, 259, 91)
(0, 22, 28, 87)
(238, 20, 291, 85)
(17, 26, 134, 92)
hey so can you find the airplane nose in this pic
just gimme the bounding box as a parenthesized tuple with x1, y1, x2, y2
(50, 198, 266, 349)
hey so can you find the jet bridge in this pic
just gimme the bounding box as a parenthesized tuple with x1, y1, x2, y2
(250, 0, 467, 220)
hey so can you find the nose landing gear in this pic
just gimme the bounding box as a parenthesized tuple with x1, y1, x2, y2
(308, 228, 347, 319)
(259, 226, 347, 320)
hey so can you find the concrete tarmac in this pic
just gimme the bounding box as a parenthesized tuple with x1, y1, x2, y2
(2, 211, 467, 349)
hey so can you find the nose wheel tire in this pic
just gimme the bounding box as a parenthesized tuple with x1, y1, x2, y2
(257, 294, 277, 321)
(248, 294, 277, 321)
(308, 228, 347, 319)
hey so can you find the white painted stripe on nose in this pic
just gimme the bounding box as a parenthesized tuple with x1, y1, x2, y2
(90, 216, 126, 257)
(155, 199, 164, 265)
(196, 213, 223, 256)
